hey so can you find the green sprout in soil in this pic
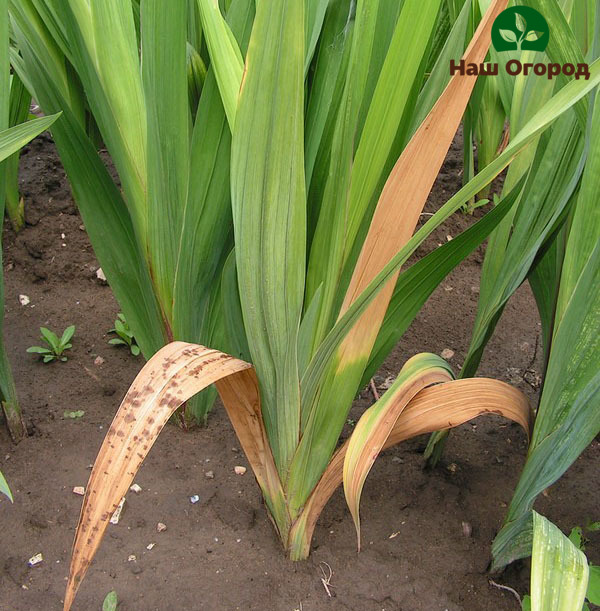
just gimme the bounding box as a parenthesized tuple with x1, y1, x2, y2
(27, 325, 75, 363)
(108, 313, 140, 356)
(102, 590, 118, 611)
(0, 469, 13, 502)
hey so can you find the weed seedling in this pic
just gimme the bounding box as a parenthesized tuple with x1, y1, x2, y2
(27, 326, 75, 363)
(108, 313, 140, 356)
(102, 590, 118, 611)
(0, 469, 13, 502)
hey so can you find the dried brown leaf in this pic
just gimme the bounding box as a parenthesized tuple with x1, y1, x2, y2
(64, 342, 283, 610)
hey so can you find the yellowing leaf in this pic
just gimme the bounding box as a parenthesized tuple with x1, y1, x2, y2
(289, 377, 531, 557)
(343, 353, 453, 546)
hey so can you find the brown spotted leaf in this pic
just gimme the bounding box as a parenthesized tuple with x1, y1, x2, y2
(64, 342, 284, 610)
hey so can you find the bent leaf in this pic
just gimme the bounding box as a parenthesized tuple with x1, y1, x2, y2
(343, 353, 453, 546)
(288, 377, 532, 559)
(64, 342, 285, 611)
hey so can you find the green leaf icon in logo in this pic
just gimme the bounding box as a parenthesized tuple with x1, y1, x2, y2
(515, 12, 527, 33)
(499, 29, 518, 43)
(492, 6, 549, 53)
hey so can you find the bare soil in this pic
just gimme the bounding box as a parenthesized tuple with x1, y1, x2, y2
(0, 133, 598, 611)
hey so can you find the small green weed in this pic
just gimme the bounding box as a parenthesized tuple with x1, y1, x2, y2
(27, 326, 75, 363)
(102, 590, 118, 611)
(108, 313, 140, 356)
(0, 469, 13, 502)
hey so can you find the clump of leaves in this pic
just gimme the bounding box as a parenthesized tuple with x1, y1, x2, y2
(108, 313, 140, 356)
(64, 410, 85, 419)
(27, 326, 75, 363)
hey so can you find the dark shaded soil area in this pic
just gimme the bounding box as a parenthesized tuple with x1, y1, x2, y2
(0, 133, 598, 611)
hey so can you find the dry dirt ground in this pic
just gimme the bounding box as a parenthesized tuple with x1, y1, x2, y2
(0, 133, 598, 610)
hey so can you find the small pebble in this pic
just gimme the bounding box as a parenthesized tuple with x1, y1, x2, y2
(146, 543, 155, 550)
(27, 553, 43, 567)
(130, 483, 142, 494)
(234, 466, 247, 476)
(72, 486, 85, 496)
(128, 555, 136, 562)
(110, 497, 125, 524)
(131, 565, 143, 575)
(204, 470, 214, 479)
(94, 356, 105, 366)
(96, 268, 107, 282)
(447, 463, 458, 473)
(391, 456, 404, 464)
(190, 495, 200, 504)
(157, 522, 167, 532)
(441, 348, 455, 360)
(381, 376, 395, 389)
(462, 521, 472, 537)
(18, 295, 30, 306)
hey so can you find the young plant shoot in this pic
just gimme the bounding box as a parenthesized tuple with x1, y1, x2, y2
(27, 325, 75, 363)
(108, 313, 140, 356)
